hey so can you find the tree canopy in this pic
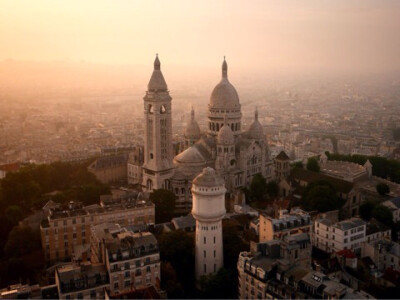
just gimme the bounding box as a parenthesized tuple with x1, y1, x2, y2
(249, 173, 267, 201)
(301, 181, 344, 212)
(306, 157, 320, 172)
(266, 181, 279, 198)
(149, 189, 176, 223)
(376, 183, 390, 196)
(158, 230, 195, 298)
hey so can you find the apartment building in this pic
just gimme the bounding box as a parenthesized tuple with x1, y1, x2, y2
(55, 262, 109, 299)
(237, 234, 372, 299)
(238, 233, 311, 299)
(313, 218, 366, 254)
(364, 238, 400, 272)
(90, 223, 160, 297)
(40, 193, 154, 263)
(259, 208, 311, 242)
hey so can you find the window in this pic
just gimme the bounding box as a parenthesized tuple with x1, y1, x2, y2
(204, 237, 206, 244)
(214, 236, 216, 244)
(125, 271, 130, 278)
(77, 293, 83, 299)
(204, 250, 206, 258)
(214, 250, 216, 258)
(72, 218, 76, 225)
(90, 290, 96, 299)
(204, 264, 206, 273)
(125, 262, 130, 269)
(114, 282, 119, 289)
(146, 266, 151, 273)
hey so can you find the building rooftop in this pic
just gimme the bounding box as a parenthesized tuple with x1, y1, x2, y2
(332, 218, 366, 231)
(56, 262, 108, 294)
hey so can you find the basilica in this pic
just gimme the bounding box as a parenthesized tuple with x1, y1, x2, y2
(140, 55, 274, 211)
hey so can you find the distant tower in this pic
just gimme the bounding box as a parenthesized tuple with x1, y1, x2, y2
(192, 167, 226, 280)
(275, 150, 290, 181)
(184, 107, 201, 149)
(142, 55, 174, 191)
(364, 159, 373, 178)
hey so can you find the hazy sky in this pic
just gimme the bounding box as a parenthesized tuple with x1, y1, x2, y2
(1, 0, 400, 74)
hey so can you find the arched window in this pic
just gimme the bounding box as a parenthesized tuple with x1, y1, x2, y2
(160, 105, 167, 114)
(216, 123, 220, 131)
(147, 179, 153, 191)
(148, 104, 154, 114)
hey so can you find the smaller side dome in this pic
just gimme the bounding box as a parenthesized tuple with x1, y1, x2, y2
(192, 167, 224, 187)
(217, 116, 234, 145)
(185, 107, 201, 139)
(248, 107, 264, 139)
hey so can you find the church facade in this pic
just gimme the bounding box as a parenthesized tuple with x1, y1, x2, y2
(141, 55, 274, 211)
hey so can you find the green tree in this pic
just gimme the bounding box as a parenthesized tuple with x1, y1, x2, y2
(266, 181, 279, 198)
(292, 161, 304, 169)
(306, 157, 320, 172)
(302, 181, 343, 212)
(199, 268, 236, 299)
(158, 230, 195, 297)
(4, 226, 41, 257)
(372, 205, 393, 227)
(160, 262, 184, 298)
(5, 205, 23, 225)
(149, 189, 176, 223)
(376, 183, 390, 196)
(359, 200, 378, 221)
(249, 173, 267, 201)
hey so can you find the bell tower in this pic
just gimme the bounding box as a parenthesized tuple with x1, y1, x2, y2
(142, 55, 174, 191)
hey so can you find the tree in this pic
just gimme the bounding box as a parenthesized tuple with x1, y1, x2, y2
(4, 226, 41, 257)
(266, 181, 279, 198)
(293, 161, 303, 169)
(302, 181, 343, 212)
(249, 173, 267, 201)
(160, 262, 184, 298)
(199, 268, 236, 299)
(359, 200, 378, 221)
(5, 205, 23, 225)
(376, 183, 390, 196)
(149, 189, 176, 223)
(372, 205, 393, 227)
(158, 230, 195, 297)
(306, 157, 320, 172)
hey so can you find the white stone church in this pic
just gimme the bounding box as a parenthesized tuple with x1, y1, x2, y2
(136, 55, 274, 211)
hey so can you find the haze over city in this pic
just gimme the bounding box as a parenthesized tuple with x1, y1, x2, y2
(1, 1, 400, 299)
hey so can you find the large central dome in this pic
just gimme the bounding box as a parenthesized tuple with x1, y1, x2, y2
(209, 59, 240, 109)
(210, 80, 240, 109)
(207, 58, 242, 137)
